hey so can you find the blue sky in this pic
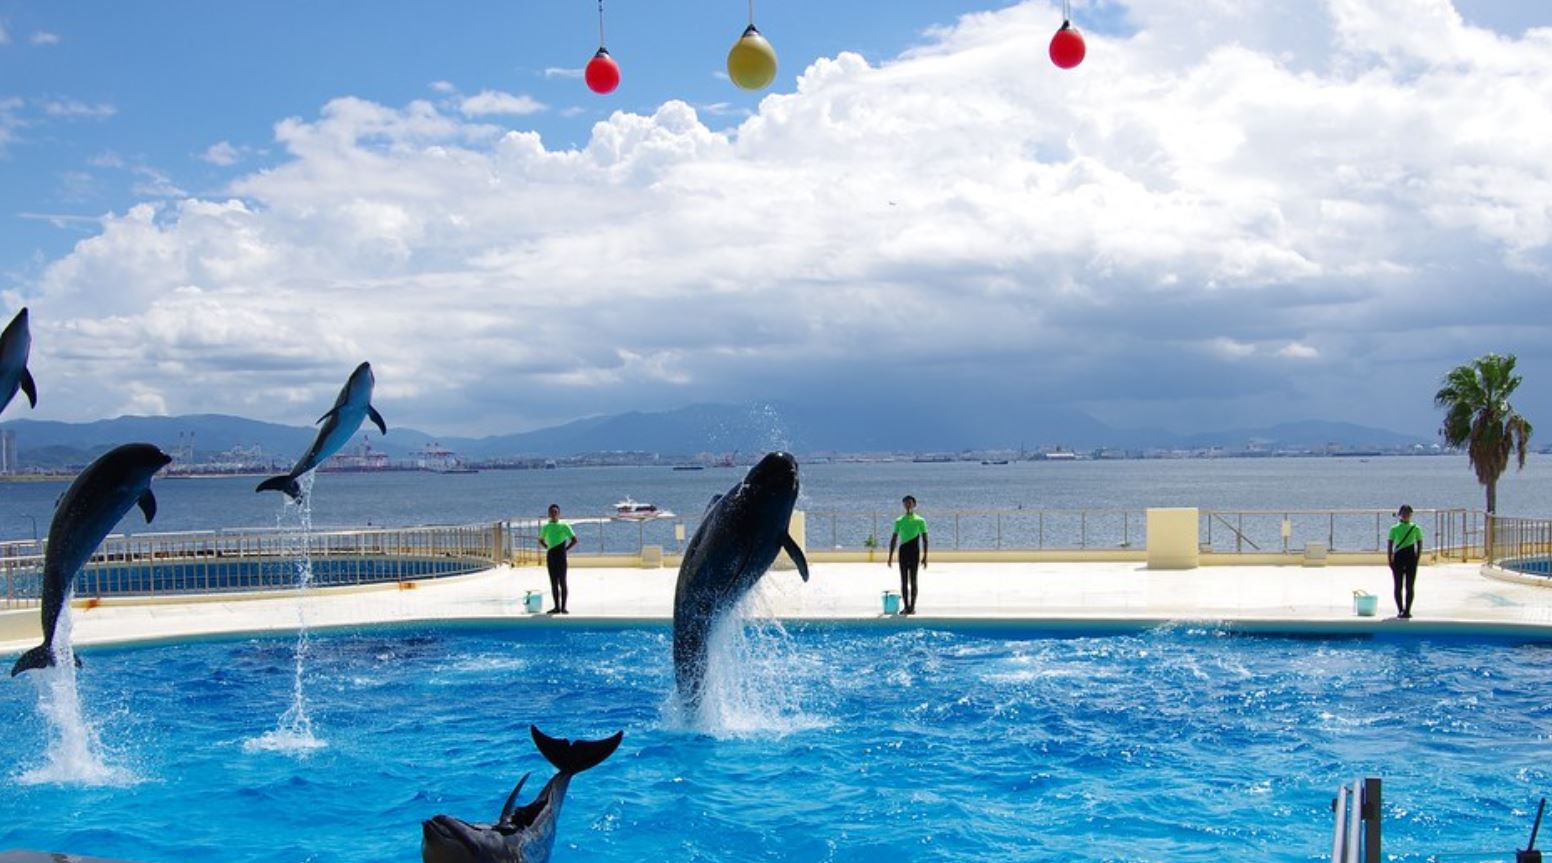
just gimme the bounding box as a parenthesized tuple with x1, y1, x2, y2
(2, 1, 1550, 440)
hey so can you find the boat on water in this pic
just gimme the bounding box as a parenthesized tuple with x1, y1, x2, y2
(612, 497, 674, 520)
(671, 464, 705, 471)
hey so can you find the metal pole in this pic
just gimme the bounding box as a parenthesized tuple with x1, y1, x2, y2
(1362, 777, 1381, 863)
(1331, 785, 1348, 863)
(1345, 779, 1362, 863)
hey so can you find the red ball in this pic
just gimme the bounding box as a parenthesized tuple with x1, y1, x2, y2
(585, 48, 620, 94)
(1049, 23, 1086, 69)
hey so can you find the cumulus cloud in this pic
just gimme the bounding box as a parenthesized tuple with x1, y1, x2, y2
(458, 90, 546, 117)
(31, 31, 59, 46)
(202, 141, 242, 166)
(18, 0, 1552, 436)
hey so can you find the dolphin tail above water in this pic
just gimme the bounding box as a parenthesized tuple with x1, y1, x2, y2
(254, 473, 304, 500)
(529, 725, 624, 777)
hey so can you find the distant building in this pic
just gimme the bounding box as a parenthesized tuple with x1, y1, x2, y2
(0, 429, 15, 474)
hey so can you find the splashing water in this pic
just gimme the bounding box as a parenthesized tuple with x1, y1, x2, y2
(17, 606, 136, 786)
(666, 593, 828, 739)
(246, 471, 325, 754)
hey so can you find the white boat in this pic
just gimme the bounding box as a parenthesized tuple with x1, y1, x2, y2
(612, 497, 673, 520)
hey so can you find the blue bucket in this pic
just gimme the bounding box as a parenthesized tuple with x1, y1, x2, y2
(1353, 594, 1378, 617)
(882, 592, 901, 615)
(524, 590, 543, 614)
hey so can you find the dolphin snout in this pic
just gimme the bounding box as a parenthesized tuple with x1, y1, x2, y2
(749, 451, 798, 486)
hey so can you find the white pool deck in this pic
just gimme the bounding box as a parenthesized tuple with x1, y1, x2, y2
(4, 559, 1552, 657)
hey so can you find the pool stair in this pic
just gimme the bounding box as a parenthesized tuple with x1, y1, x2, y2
(1330, 776, 1381, 862)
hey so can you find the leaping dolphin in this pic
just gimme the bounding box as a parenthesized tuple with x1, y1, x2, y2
(421, 726, 624, 863)
(672, 451, 810, 706)
(0, 307, 38, 418)
(256, 361, 386, 500)
(11, 443, 172, 676)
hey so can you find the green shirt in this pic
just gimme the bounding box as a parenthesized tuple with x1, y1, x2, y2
(1388, 520, 1422, 552)
(894, 512, 928, 545)
(540, 520, 576, 550)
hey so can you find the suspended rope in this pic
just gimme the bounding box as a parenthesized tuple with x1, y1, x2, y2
(598, 0, 607, 47)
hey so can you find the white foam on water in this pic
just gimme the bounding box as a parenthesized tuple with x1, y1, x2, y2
(665, 594, 829, 740)
(17, 607, 138, 787)
(246, 472, 326, 756)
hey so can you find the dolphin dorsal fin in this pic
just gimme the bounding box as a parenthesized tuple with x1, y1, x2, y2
(782, 533, 809, 582)
(19, 368, 37, 408)
(497, 772, 530, 823)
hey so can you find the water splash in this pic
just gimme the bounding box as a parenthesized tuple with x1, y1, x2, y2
(246, 471, 325, 755)
(665, 595, 827, 739)
(17, 606, 136, 786)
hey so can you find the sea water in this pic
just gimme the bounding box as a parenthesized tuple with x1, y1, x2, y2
(0, 456, 1549, 547)
(4, 623, 1552, 862)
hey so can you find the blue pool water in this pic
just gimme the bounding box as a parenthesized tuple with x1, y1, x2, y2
(4, 623, 1552, 862)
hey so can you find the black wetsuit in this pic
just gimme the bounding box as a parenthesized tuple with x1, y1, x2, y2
(898, 538, 921, 613)
(1390, 528, 1420, 617)
(546, 545, 569, 613)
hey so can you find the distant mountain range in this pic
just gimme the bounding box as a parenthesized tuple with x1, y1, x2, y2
(0, 403, 1433, 468)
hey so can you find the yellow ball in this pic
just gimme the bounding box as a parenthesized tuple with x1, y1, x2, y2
(727, 25, 778, 91)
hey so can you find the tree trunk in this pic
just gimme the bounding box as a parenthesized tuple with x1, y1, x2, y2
(1485, 481, 1499, 560)
(1486, 480, 1498, 515)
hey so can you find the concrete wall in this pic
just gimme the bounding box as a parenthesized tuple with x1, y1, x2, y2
(1146, 508, 1200, 569)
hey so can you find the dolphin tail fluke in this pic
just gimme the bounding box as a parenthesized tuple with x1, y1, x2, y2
(530, 726, 624, 776)
(10, 643, 54, 677)
(255, 475, 302, 500)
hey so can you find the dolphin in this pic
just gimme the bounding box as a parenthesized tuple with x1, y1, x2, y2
(11, 443, 172, 676)
(671, 451, 809, 706)
(421, 726, 624, 863)
(256, 361, 386, 500)
(0, 307, 38, 418)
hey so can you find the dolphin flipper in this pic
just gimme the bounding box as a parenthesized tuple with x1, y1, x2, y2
(256, 475, 303, 500)
(368, 405, 387, 436)
(782, 534, 809, 582)
(315, 406, 339, 426)
(530, 726, 624, 776)
(19, 368, 36, 408)
(137, 489, 158, 523)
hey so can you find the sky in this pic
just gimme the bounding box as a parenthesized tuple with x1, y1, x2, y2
(1, 0, 1550, 440)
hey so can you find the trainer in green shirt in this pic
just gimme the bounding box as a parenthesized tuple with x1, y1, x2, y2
(887, 495, 929, 615)
(540, 504, 579, 614)
(1387, 504, 1423, 619)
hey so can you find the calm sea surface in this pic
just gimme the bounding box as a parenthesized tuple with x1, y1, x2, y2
(0, 455, 1547, 542)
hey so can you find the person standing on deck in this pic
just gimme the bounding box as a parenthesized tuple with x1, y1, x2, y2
(887, 495, 929, 615)
(539, 504, 579, 614)
(1387, 504, 1424, 619)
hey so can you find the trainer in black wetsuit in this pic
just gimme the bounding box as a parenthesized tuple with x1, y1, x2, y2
(887, 495, 929, 615)
(1387, 504, 1424, 619)
(539, 504, 579, 614)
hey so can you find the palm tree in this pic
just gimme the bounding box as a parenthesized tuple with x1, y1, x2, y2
(1434, 353, 1534, 514)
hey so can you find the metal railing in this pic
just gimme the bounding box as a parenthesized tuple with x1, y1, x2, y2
(1, 522, 523, 610)
(1486, 515, 1552, 575)
(805, 509, 1146, 551)
(1201, 508, 1482, 560)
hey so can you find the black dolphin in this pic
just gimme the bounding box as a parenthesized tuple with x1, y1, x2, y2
(671, 451, 810, 706)
(256, 361, 386, 500)
(11, 443, 172, 676)
(0, 307, 37, 418)
(421, 726, 623, 863)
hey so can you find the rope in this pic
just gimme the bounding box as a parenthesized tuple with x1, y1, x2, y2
(1063, 0, 1072, 23)
(749, 0, 756, 27)
(598, 0, 606, 47)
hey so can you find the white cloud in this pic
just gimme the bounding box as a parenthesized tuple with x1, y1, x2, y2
(40, 98, 117, 120)
(458, 90, 546, 117)
(88, 150, 126, 168)
(543, 67, 583, 80)
(20, 0, 1552, 435)
(129, 166, 186, 198)
(0, 97, 21, 149)
(202, 140, 242, 166)
(31, 31, 59, 46)
(0, 21, 9, 45)
(429, 80, 457, 94)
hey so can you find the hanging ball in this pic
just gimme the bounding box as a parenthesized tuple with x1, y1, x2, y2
(727, 24, 778, 91)
(585, 47, 621, 94)
(1049, 21, 1086, 69)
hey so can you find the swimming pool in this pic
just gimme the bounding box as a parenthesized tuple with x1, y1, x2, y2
(4, 623, 1551, 862)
